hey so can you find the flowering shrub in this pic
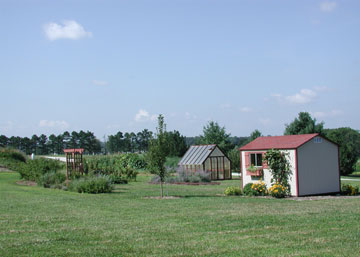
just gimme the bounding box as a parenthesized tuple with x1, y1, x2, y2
(224, 186, 242, 196)
(341, 184, 359, 196)
(244, 181, 267, 196)
(268, 183, 287, 198)
(251, 180, 267, 196)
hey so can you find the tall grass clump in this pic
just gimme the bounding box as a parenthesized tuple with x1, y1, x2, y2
(68, 175, 114, 194)
(37, 171, 66, 189)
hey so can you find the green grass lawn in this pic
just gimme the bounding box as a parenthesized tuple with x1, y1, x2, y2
(1, 172, 360, 257)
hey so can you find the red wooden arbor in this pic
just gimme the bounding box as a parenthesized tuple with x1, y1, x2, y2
(64, 148, 84, 180)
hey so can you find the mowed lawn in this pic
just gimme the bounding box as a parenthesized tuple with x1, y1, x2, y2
(1, 172, 360, 257)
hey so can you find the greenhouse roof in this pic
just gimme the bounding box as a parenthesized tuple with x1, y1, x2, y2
(178, 144, 217, 165)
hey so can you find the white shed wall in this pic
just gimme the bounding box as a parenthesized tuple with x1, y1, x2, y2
(297, 137, 340, 196)
(241, 150, 297, 196)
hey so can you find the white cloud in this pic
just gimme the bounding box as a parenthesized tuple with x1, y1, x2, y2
(272, 89, 317, 105)
(93, 80, 108, 86)
(312, 110, 343, 119)
(285, 89, 317, 104)
(43, 20, 92, 41)
(39, 120, 69, 129)
(134, 109, 157, 122)
(320, 1, 337, 12)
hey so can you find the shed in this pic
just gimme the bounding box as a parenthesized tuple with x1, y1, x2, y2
(178, 144, 231, 180)
(239, 134, 340, 196)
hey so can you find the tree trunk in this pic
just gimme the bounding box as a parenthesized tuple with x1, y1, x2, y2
(160, 181, 164, 198)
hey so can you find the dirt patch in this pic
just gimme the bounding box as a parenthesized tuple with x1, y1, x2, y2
(0, 166, 11, 172)
(16, 180, 37, 186)
(144, 196, 182, 200)
(287, 195, 360, 201)
(149, 182, 221, 186)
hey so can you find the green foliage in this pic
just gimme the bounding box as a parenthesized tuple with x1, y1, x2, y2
(0, 148, 27, 172)
(37, 171, 66, 189)
(243, 183, 254, 196)
(250, 129, 262, 141)
(264, 149, 292, 195)
(84, 153, 141, 181)
(164, 130, 187, 157)
(268, 183, 287, 198)
(224, 186, 242, 196)
(284, 112, 324, 135)
(0, 148, 26, 162)
(228, 147, 240, 172)
(325, 127, 360, 175)
(146, 115, 167, 197)
(196, 121, 234, 154)
(68, 175, 114, 194)
(18, 158, 64, 181)
(341, 184, 359, 196)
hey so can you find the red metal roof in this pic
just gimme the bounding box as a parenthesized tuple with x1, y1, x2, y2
(63, 148, 84, 153)
(239, 134, 319, 151)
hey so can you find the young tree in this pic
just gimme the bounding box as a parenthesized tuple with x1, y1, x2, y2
(284, 112, 324, 135)
(196, 121, 234, 154)
(146, 115, 167, 198)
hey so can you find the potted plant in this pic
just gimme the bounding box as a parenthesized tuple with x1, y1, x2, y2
(246, 165, 263, 177)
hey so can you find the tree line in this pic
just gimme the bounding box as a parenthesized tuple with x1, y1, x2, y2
(0, 128, 188, 157)
(0, 131, 102, 155)
(106, 129, 187, 157)
(1, 111, 359, 175)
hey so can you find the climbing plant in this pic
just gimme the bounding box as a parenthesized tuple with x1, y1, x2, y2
(264, 149, 292, 195)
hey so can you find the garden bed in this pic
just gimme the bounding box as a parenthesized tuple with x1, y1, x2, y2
(149, 181, 221, 186)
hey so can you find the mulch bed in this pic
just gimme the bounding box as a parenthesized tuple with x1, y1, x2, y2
(149, 182, 221, 186)
(144, 196, 182, 200)
(16, 180, 37, 186)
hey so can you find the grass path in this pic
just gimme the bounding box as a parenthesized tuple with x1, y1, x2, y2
(1, 172, 360, 256)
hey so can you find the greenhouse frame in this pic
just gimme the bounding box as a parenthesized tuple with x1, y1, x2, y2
(178, 144, 232, 180)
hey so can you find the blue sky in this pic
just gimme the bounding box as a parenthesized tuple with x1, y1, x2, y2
(1, 0, 359, 138)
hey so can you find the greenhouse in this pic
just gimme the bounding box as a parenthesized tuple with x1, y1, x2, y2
(178, 144, 231, 180)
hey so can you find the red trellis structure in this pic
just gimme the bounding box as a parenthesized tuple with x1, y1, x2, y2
(64, 148, 84, 180)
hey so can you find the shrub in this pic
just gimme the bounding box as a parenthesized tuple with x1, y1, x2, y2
(0, 148, 27, 172)
(84, 154, 140, 181)
(108, 174, 128, 184)
(224, 186, 242, 196)
(37, 172, 66, 189)
(18, 158, 64, 181)
(268, 183, 287, 198)
(69, 175, 114, 194)
(251, 180, 267, 196)
(243, 183, 254, 196)
(0, 148, 26, 162)
(174, 169, 211, 183)
(243, 181, 267, 196)
(341, 184, 359, 196)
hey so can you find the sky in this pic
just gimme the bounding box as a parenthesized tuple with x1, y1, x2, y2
(1, 0, 359, 139)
